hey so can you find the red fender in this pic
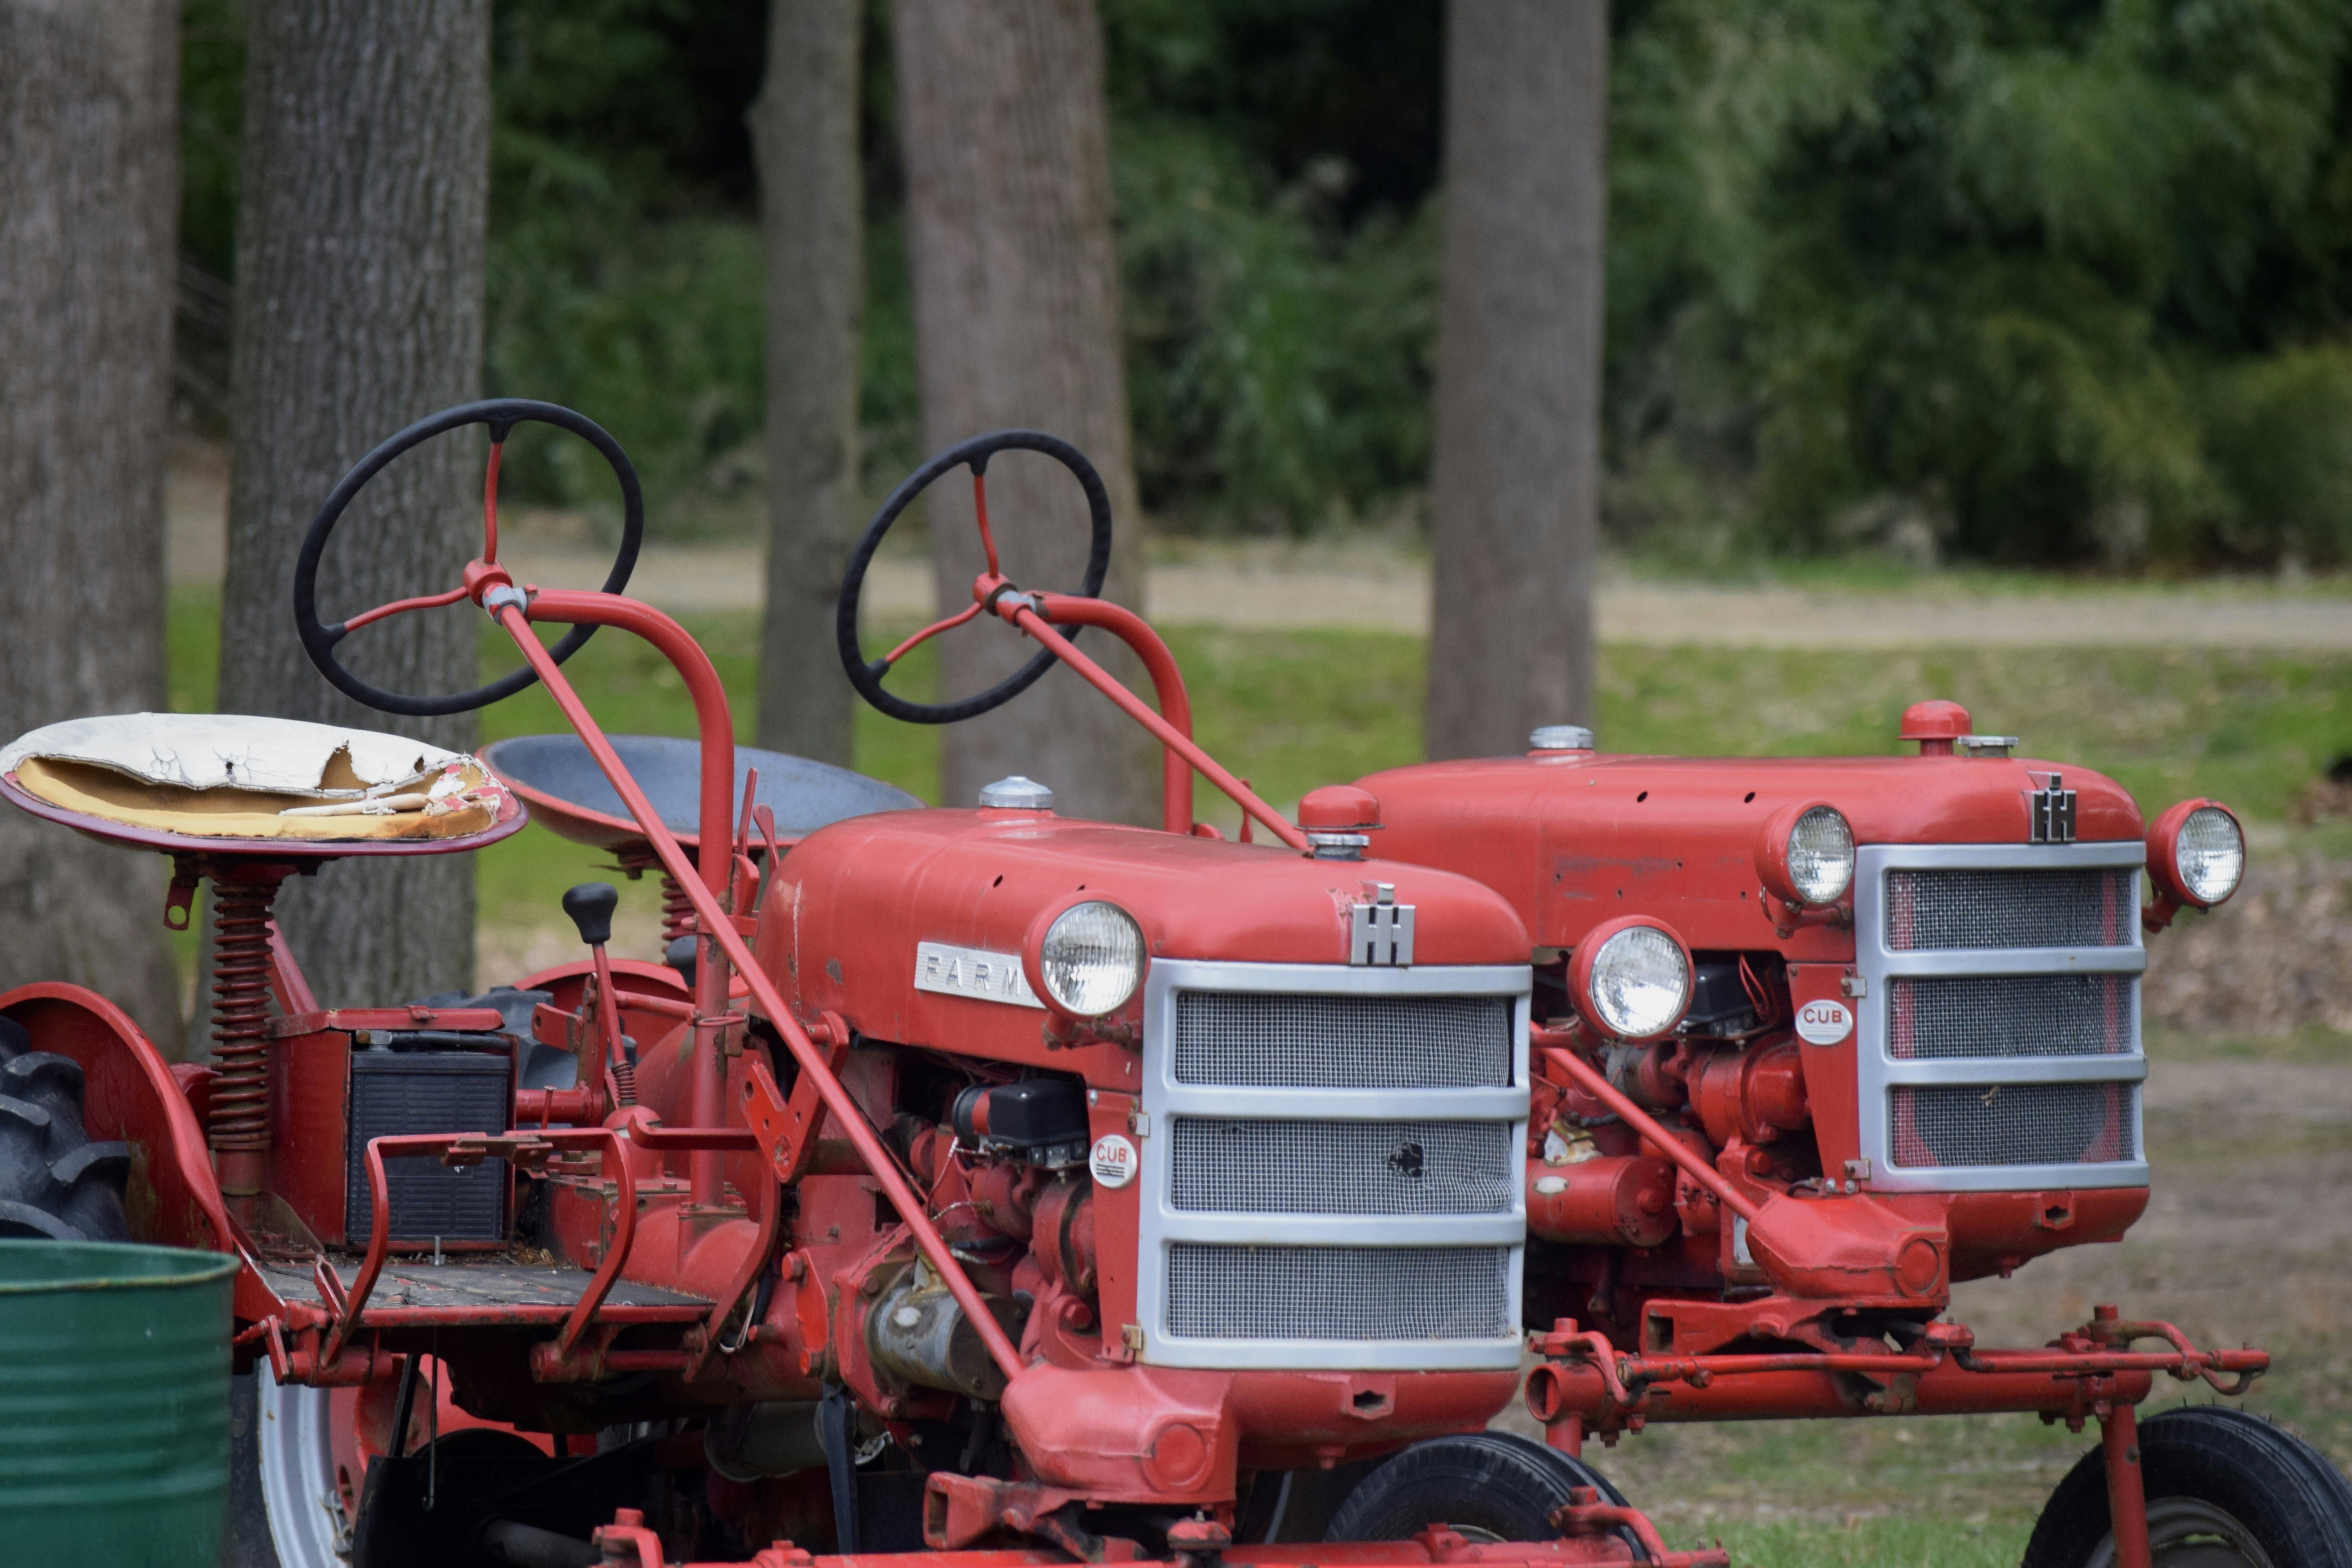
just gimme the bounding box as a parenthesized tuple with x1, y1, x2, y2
(0, 982, 230, 1256)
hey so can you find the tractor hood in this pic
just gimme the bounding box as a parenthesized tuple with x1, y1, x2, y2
(760, 807, 1530, 1078)
(1356, 750, 2143, 956)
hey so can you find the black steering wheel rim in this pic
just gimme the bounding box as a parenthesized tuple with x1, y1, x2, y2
(836, 429, 1112, 726)
(294, 398, 644, 718)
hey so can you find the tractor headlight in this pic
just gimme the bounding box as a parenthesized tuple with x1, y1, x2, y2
(1032, 901, 1145, 1016)
(1786, 807, 1855, 904)
(1571, 916, 1692, 1042)
(1755, 801, 1855, 909)
(2148, 800, 2244, 910)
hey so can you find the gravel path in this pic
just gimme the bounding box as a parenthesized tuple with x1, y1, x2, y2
(167, 447, 2352, 648)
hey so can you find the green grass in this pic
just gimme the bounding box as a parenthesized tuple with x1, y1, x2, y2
(167, 587, 2352, 939)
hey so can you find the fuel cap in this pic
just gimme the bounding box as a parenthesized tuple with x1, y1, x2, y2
(978, 775, 1054, 811)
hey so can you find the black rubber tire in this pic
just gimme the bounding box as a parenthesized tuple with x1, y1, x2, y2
(1325, 1432, 1638, 1553)
(0, 1014, 127, 1241)
(2024, 1405, 2352, 1568)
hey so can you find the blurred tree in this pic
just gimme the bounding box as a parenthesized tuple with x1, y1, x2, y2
(0, 0, 183, 1049)
(753, 0, 865, 765)
(891, 0, 1158, 824)
(1425, 0, 1608, 760)
(1605, 0, 2352, 570)
(218, 0, 491, 1007)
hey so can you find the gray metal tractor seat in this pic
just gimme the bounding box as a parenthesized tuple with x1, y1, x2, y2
(479, 733, 921, 852)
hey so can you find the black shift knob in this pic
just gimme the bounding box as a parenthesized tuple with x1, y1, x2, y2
(561, 882, 619, 947)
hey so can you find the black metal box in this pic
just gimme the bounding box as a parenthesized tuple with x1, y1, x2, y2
(345, 1050, 511, 1244)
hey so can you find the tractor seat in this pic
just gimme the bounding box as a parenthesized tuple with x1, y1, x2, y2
(481, 733, 922, 853)
(0, 712, 519, 849)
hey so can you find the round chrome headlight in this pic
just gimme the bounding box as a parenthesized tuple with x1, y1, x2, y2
(1575, 918, 1692, 1041)
(1786, 806, 1855, 905)
(1034, 901, 1145, 1016)
(2174, 806, 2245, 907)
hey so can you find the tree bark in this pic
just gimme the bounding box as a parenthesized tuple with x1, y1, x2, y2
(890, 0, 1156, 823)
(752, 0, 864, 766)
(0, 0, 185, 1051)
(1425, 0, 1608, 760)
(218, 0, 490, 1008)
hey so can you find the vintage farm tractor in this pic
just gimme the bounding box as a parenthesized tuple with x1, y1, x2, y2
(0, 403, 1706, 1568)
(832, 435, 2352, 1565)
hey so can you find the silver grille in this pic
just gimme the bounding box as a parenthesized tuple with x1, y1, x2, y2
(1169, 1118, 1516, 1216)
(1172, 992, 1512, 1089)
(1887, 975, 2133, 1059)
(1856, 844, 2146, 1193)
(1885, 867, 2139, 951)
(1165, 1243, 1513, 1342)
(1889, 1082, 2137, 1168)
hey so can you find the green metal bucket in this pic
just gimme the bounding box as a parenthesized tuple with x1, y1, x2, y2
(0, 1240, 238, 1567)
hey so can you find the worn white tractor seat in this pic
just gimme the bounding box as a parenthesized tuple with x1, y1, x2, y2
(0, 713, 521, 851)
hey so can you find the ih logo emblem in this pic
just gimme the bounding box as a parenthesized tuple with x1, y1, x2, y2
(2027, 771, 2077, 844)
(1350, 882, 1415, 966)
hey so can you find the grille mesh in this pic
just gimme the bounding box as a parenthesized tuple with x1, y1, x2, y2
(1885, 867, 2140, 951)
(1889, 1082, 2137, 1169)
(1172, 992, 1513, 1089)
(1887, 975, 2135, 1060)
(1165, 1243, 1512, 1341)
(1169, 1118, 1516, 1215)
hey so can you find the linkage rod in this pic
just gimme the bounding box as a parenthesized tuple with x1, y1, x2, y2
(491, 598, 1027, 1384)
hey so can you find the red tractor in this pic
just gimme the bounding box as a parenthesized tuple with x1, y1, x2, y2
(0, 407, 1704, 1568)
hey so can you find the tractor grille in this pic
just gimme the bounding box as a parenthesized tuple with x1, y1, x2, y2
(1885, 867, 2139, 951)
(1172, 991, 1513, 1089)
(1889, 1082, 2138, 1169)
(1165, 1243, 1514, 1342)
(1860, 845, 2146, 1191)
(1887, 974, 2134, 1059)
(1169, 1117, 1516, 1216)
(1144, 964, 1527, 1368)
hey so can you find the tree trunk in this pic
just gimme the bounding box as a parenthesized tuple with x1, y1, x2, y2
(217, 0, 490, 1008)
(752, 0, 864, 767)
(1425, 0, 1608, 761)
(890, 0, 1156, 824)
(0, 1, 184, 1051)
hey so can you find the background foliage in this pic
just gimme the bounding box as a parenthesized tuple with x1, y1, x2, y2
(179, 0, 2352, 567)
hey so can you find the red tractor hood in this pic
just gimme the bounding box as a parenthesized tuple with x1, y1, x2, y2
(1357, 751, 2143, 955)
(761, 808, 1529, 1073)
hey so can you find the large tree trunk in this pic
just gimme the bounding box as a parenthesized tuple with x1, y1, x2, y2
(1425, 0, 1608, 761)
(217, 0, 490, 1008)
(0, 1, 184, 1051)
(890, 0, 1156, 824)
(752, 0, 864, 766)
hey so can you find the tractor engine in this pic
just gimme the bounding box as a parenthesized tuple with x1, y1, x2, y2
(1342, 701, 2244, 1410)
(741, 779, 1537, 1500)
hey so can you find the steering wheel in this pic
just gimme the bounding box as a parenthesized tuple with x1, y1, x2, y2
(294, 399, 643, 717)
(836, 430, 1111, 725)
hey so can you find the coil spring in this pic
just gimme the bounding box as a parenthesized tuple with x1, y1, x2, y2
(207, 880, 278, 1152)
(659, 873, 694, 946)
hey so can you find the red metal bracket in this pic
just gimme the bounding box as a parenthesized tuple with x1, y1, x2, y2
(318, 1126, 637, 1370)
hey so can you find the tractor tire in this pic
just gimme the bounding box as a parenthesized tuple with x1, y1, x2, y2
(227, 1366, 356, 1568)
(1325, 1432, 1638, 1553)
(0, 1016, 128, 1241)
(2024, 1405, 2352, 1568)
